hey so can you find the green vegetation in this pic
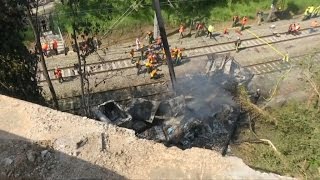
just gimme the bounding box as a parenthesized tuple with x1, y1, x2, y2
(233, 56, 320, 178)
(53, 0, 320, 36)
(0, 0, 44, 104)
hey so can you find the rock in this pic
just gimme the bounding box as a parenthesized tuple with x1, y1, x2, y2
(2, 158, 13, 166)
(26, 150, 37, 162)
(76, 137, 88, 149)
(41, 150, 51, 160)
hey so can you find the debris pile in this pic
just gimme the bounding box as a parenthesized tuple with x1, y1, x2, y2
(92, 54, 253, 151)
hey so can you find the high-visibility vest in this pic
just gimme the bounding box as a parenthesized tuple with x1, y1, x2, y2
(177, 50, 182, 58)
(309, 6, 315, 13)
(54, 69, 62, 77)
(150, 69, 157, 78)
(242, 17, 247, 25)
(208, 25, 214, 33)
(42, 43, 48, 50)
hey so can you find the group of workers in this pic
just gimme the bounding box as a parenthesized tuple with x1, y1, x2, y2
(303, 5, 320, 20)
(132, 31, 185, 79)
(232, 15, 248, 30)
(41, 39, 59, 57)
(51, 3, 320, 83)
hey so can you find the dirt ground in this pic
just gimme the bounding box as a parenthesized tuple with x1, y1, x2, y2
(0, 95, 295, 179)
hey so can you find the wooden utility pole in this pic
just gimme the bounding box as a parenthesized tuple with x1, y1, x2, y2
(69, 1, 88, 116)
(153, 0, 176, 89)
(25, 2, 59, 110)
(72, 27, 88, 115)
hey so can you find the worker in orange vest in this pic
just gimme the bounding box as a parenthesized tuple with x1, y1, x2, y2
(54, 67, 63, 83)
(195, 22, 204, 38)
(42, 43, 49, 57)
(241, 16, 248, 31)
(310, 20, 318, 33)
(52, 39, 58, 55)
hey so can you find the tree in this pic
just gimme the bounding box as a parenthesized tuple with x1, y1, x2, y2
(22, 0, 60, 109)
(0, 0, 43, 103)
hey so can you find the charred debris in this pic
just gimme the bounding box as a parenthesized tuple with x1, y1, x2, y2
(91, 54, 254, 154)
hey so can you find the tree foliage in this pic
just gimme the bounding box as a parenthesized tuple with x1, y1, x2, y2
(55, 0, 149, 34)
(0, 0, 43, 103)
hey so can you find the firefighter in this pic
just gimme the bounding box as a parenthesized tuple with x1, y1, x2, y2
(145, 61, 154, 74)
(146, 52, 154, 64)
(235, 37, 241, 52)
(171, 47, 179, 63)
(150, 68, 160, 79)
(176, 48, 183, 65)
(308, 5, 315, 16)
(241, 16, 248, 31)
(54, 67, 63, 83)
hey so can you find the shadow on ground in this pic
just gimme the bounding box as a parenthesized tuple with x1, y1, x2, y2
(0, 130, 125, 179)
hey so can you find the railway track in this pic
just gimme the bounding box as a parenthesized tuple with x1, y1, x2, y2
(37, 27, 320, 82)
(57, 50, 320, 114)
(243, 51, 320, 75)
(58, 80, 170, 113)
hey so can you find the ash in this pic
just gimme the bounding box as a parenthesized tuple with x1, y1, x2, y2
(91, 54, 253, 152)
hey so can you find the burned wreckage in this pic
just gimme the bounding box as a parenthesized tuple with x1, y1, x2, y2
(91, 54, 253, 152)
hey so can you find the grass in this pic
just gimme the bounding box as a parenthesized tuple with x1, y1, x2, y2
(235, 102, 320, 178)
(50, 0, 320, 41)
(233, 76, 320, 178)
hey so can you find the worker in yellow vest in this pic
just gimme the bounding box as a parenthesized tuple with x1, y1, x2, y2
(207, 25, 214, 39)
(150, 69, 158, 79)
